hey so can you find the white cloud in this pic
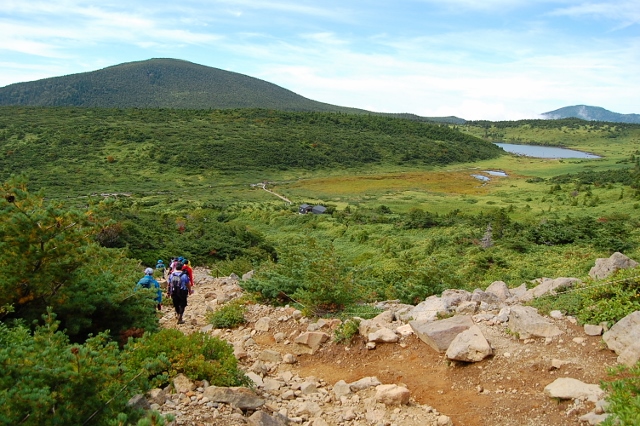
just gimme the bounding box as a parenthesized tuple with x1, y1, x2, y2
(550, 1, 640, 25)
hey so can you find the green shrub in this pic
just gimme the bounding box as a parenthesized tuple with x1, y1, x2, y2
(334, 318, 360, 344)
(0, 314, 154, 426)
(0, 177, 158, 341)
(242, 237, 362, 315)
(207, 301, 247, 329)
(125, 328, 248, 388)
(601, 363, 640, 425)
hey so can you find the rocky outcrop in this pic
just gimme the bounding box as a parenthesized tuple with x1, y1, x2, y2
(603, 311, 640, 366)
(410, 315, 474, 353)
(508, 305, 563, 339)
(445, 325, 492, 362)
(543, 378, 605, 403)
(589, 251, 639, 280)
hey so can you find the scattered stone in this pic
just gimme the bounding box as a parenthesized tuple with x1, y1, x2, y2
(258, 349, 282, 363)
(410, 315, 474, 353)
(445, 325, 493, 362)
(282, 353, 298, 364)
(584, 324, 603, 336)
(508, 305, 563, 339)
(485, 281, 512, 301)
(146, 388, 166, 406)
(543, 378, 605, 402)
(374, 384, 411, 405)
(333, 380, 352, 398)
(293, 332, 329, 354)
(549, 310, 564, 319)
(246, 410, 289, 426)
(603, 311, 640, 366)
(173, 373, 196, 393)
(349, 377, 382, 392)
(203, 386, 265, 410)
(589, 252, 639, 280)
(127, 394, 150, 410)
(255, 317, 271, 332)
(368, 327, 399, 343)
(400, 295, 447, 322)
(578, 412, 609, 425)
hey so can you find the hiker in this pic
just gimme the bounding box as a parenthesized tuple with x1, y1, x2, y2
(167, 262, 192, 324)
(136, 267, 162, 310)
(156, 259, 165, 279)
(182, 258, 194, 288)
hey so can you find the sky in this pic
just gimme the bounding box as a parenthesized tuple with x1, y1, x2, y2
(1, 1, 638, 121)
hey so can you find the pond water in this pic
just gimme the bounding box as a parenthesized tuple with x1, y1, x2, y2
(495, 143, 600, 159)
(484, 170, 507, 177)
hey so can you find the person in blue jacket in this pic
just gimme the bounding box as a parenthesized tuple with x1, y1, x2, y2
(156, 259, 166, 279)
(137, 267, 162, 310)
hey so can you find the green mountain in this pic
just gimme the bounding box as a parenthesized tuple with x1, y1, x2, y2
(541, 105, 640, 124)
(0, 58, 463, 124)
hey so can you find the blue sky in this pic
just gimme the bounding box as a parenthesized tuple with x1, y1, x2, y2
(1, 0, 638, 120)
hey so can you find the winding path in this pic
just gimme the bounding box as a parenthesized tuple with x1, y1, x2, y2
(251, 182, 292, 204)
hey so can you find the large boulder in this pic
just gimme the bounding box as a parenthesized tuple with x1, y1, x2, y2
(374, 384, 410, 405)
(589, 252, 639, 280)
(293, 332, 329, 354)
(508, 305, 563, 339)
(409, 315, 474, 353)
(520, 277, 581, 302)
(399, 295, 447, 322)
(543, 378, 605, 403)
(203, 386, 265, 410)
(603, 311, 640, 366)
(485, 281, 512, 301)
(445, 325, 493, 362)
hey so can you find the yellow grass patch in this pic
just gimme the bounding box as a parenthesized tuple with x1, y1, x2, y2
(284, 170, 505, 197)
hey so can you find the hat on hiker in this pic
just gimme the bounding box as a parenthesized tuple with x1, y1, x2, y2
(178, 256, 184, 262)
(157, 259, 163, 264)
(144, 267, 154, 275)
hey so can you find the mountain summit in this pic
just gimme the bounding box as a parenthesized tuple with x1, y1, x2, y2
(0, 58, 354, 111)
(0, 58, 463, 123)
(541, 105, 640, 124)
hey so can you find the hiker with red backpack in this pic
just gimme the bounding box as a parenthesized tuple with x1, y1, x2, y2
(167, 262, 192, 324)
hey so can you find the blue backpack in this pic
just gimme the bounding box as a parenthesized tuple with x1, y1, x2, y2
(169, 271, 189, 295)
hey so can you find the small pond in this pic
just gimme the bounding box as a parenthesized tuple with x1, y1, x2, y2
(495, 143, 600, 159)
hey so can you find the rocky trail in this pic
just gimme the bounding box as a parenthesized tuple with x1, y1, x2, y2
(147, 253, 640, 426)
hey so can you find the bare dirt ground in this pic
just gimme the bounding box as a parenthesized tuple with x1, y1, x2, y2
(158, 269, 619, 426)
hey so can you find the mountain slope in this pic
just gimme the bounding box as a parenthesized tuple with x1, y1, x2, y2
(0, 107, 499, 194)
(542, 105, 640, 124)
(0, 58, 463, 124)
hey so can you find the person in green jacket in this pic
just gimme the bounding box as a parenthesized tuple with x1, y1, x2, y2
(137, 267, 162, 310)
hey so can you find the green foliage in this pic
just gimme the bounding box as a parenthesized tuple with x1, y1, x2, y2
(0, 107, 502, 194)
(530, 273, 640, 327)
(333, 318, 360, 344)
(601, 363, 640, 426)
(0, 177, 158, 340)
(243, 238, 363, 315)
(0, 313, 154, 426)
(207, 300, 247, 329)
(124, 329, 248, 388)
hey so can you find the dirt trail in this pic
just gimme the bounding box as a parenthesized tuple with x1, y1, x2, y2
(158, 269, 619, 426)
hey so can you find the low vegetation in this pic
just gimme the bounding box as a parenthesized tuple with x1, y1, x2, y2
(3, 109, 640, 423)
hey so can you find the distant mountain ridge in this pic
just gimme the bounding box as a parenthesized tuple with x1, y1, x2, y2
(542, 105, 640, 124)
(0, 58, 463, 124)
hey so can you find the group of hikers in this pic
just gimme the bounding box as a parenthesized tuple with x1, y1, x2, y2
(136, 257, 194, 324)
